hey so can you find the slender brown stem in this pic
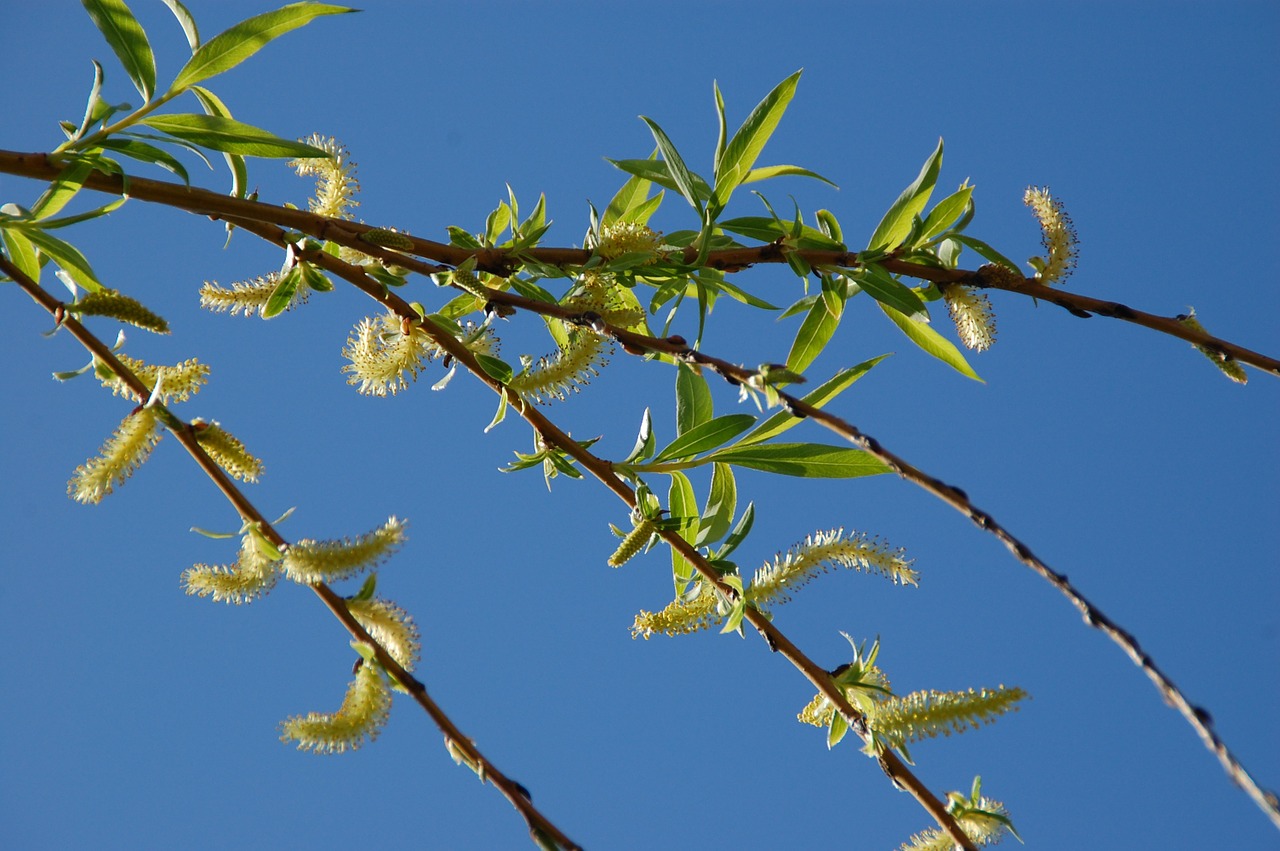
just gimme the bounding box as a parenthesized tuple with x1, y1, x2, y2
(0, 148, 1274, 376)
(1, 254, 584, 851)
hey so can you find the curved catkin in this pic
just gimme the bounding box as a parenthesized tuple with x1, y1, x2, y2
(942, 284, 997, 352)
(509, 332, 610, 404)
(608, 517, 657, 567)
(68, 407, 162, 504)
(70, 289, 169, 334)
(281, 517, 408, 584)
(279, 663, 391, 754)
(290, 135, 359, 220)
(1023, 186, 1078, 284)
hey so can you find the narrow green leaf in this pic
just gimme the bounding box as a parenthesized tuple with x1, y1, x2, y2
(697, 463, 737, 546)
(713, 70, 801, 212)
(24, 228, 103, 292)
(738, 355, 889, 446)
(675, 362, 713, 437)
(82, 0, 156, 100)
(879, 302, 982, 381)
(654, 414, 756, 463)
(852, 264, 927, 319)
(668, 472, 698, 591)
(706, 443, 891, 478)
(640, 117, 704, 212)
(827, 710, 850, 749)
(262, 265, 300, 318)
(742, 164, 838, 188)
(786, 285, 842, 374)
(867, 138, 944, 251)
(161, 0, 201, 51)
(141, 114, 328, 158)
(475, 354, 514, 385)
(170, 3, 355, 93)
(716, 501, 755, 560)
(1, 227, 41, 282)
(951, 234, 1021, 272)
(27, 197, 128, 231)
(603, 168, 651, 226)
(919, 184, 974, 243)
(623, 408, 656, 464)
(719, 216, 843, 250)
(608, 158, 713, 201)
(190, 86, 248, 197)
(31, 158, 97, 221)
(100, 138, 192, 183)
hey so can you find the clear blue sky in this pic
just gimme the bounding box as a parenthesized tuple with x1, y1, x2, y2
(2, 2, 1277, 849)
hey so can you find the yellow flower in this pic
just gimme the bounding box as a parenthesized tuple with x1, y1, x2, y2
(1023, 186, 1078, 284)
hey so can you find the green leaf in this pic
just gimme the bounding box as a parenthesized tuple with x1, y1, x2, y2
(742, 164, 837, 189)
(623, 408, 656, 465)
(653, 414, 756, 463)
(100, 138, 192, 183)
(262, 265, 301, 318)
(719, 216, 843, 250)
(713, 82, 728, 176)
(713, 70, 801, 213)
(919, 184, 974, 243)
(82, 0, 156, 101)
(867, 138, 944, 251)
(852, 264, 927, 319)
(668, 472, 698, 592)
(24, 228, 103, 292)
(640, 117, 704, 212)
(608, 158, 713, 202)
(786, 281, 843, 374)
(169, 3, 355, 93)
(716, 501, 754, 560)
(675, 362, 713, 437)
(1, 227, 41, 282)
(827, 709, 850, 749)
(697, 463, 737, 546)
(31, 158, 98, 221)
(738, 355, 889, 446)
(879, 302, 982, 381)
(706, 443, 891, 478)
(190, 86, 248, 198)
(475, 354, 514, 385)
(951, 234, 1021, 272)
(161, 0, 201, 51)
(603, 165, 652, 227)
(141, 114, 327, 158)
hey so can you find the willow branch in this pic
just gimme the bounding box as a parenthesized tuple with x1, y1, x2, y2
(0, 254, 583, 851)
(220, 215, 979, 850)
(0, 149, 1275, 376)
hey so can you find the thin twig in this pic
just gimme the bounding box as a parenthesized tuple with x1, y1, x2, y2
(1, 254, 584, 851)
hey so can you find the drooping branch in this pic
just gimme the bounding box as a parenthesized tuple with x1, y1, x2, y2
(1, 148, 1275, 377)
(0, 253, 585, 851)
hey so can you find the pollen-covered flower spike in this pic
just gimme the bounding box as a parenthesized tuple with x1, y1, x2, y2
(67, 288, 169, 334)
(1177, 308, 1248, 384)
(595, 221, 662, 262)
(942, 284, 997, 351)
(279, 660, 391, 754)
(97, 353, 209, 403)
(200, 273, 309, 318)
(68, 406, 162, 504)
(191, 419, 265, 482)
(290, 135, 359, 220)
(748, 528, 918, 614)
(871, 685, 1028, 750)
(182, 530, 281, 604)
(1024, 186, 1078, 284)
(508, 331, 610, 404)
(282, 517, 407, 584)
(631, 581, 723, 639)
(900, 776, 1020, 850)
(341, 311, 439, 396)
(347, 596, 421, 671)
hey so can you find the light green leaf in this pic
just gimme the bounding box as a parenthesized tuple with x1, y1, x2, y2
(716, 501, 754, 560)
(169, 3, 355, 93)
(786, 281, 843, 374)
(852, 263, 927, 319)
(738, 355, 889, 446)
(706, 443, 891, 478)
(867, 138, 944, 251)
(640, 117, 704, 212)
(262, 265, 300, 318)
(668, 472, 698, 591)
(827, 709, 850, 749)
(719, 216, 843, 250)
(100, 138, 192, 183)
(653, 414, 757, 463)
(919, 184, 974, 243)
(951, 234, 1021, 272)
(82, 0, 156, 101)
(1, 227, 41, 282)
(697, 463, 737, 546)
(161, 0, 201, 51)
(24, 228, 103, 292)
(742, 164, 837, 189)
(675, 362, 713, 437)
(879, 302, 982, 381)
(603, 162, 652, 227)
(608, 158, 713, 202)
(623, 408, 656, 464)
(190, 86, 248, 198)
(141, 114, 327, 158)
(31, 158, 98, 221)
(475, 354, 514, 385)
(713, 70, 801, 212)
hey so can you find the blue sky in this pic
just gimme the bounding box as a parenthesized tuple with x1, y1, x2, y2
(2, 2, 1277, 849)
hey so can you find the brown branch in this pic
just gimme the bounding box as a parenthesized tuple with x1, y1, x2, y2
(216, 215, 980, 850)
(0, 253, 583, 851)
(1, 148, 1274, 376)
